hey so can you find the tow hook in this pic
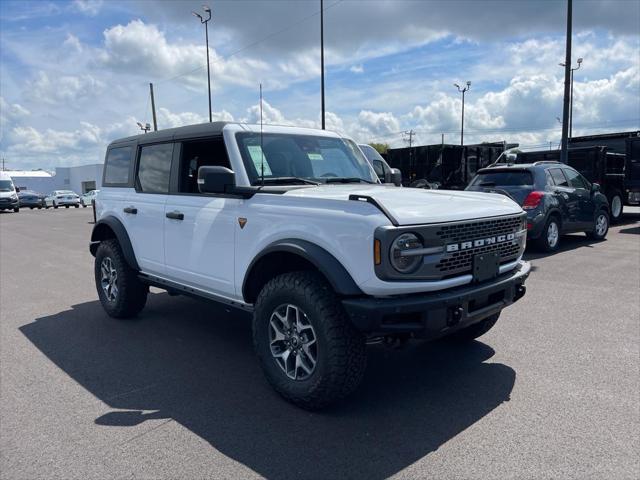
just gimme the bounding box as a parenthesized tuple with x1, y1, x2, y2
(515, 284, 526, 301)
(447, 306, 464, 327)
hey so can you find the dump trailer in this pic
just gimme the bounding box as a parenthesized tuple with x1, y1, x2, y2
(386, 143, 512, 189)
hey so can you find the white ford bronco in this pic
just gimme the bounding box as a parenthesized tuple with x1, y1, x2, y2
(91, 122, 530, 409)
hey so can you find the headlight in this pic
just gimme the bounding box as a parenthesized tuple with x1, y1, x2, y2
(11, 193, 18, 200)
(390, 233, 424, 273)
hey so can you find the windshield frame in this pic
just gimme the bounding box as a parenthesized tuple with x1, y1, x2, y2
(235, 132, 379, 186)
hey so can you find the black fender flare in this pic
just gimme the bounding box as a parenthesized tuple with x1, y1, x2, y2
(242, 239, 363, 302)
(89, 216, 139, 271)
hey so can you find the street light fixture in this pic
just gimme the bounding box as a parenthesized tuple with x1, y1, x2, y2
(136, 122, 151, 134)
(193, 5, 213, 123)
(454, 81, 471, 146)
(559, 57, 583, 139)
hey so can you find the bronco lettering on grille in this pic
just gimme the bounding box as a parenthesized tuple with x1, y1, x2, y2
(446, 233, 515, 253)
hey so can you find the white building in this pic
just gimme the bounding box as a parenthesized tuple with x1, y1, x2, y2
(7, 163, 104, 194)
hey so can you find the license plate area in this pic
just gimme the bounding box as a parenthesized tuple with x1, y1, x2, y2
(473, 252, 499, 283)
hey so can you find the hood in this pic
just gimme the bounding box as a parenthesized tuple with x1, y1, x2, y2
(283, 184, 523, 225)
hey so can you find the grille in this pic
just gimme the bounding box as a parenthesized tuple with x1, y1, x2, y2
(435, 216, 522, 243)
(435, 215, 523, 275)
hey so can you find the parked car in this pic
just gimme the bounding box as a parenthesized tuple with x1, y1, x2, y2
(358, 144, 402, 186)
(81, 190, 99, 207)
(466, 162, 609, 252)
(90, 122, 530, 409)
(18, 190, 46, 209)
(45, 190, 81, 208)
(0, 172, 20, 212)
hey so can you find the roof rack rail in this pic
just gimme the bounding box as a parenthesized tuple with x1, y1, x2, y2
(532, 161, 563, 166)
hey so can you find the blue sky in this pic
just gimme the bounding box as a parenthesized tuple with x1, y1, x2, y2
(1, 0, 639, 170)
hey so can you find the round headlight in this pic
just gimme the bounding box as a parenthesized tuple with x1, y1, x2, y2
(390, 233, 424, 273)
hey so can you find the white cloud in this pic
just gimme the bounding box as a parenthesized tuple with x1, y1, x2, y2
(350, 64, 364, 74)
(72, 0, 103, 16)
(63, 33, 83, 53)
(27, 71, 105, 105)
(156, 107, 234, 128)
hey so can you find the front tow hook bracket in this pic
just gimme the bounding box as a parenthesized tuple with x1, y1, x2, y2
(447, 306, 464, 327)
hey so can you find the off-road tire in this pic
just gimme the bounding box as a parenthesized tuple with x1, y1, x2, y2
(253, 271, 366, 410)
(535, 215, 561, 252)
(94, 239, 147, 319)
(586, 210, 609, 241)
(448, 313, 500, 342)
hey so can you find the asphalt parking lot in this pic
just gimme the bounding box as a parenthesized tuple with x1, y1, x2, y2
(1, 207, 639, 480)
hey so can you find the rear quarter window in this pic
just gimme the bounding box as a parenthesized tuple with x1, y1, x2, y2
(103, 146, 133, 186)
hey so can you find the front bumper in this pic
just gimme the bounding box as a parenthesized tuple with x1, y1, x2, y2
(342, 260, 530, 338)
(0, 198, 19, 209)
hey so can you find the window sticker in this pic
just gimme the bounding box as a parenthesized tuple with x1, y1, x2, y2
(307, 153, 323, 161)
(247, 145, 272, 175)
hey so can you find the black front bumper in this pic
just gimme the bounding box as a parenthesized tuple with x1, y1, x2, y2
(342, 261, 530, 339)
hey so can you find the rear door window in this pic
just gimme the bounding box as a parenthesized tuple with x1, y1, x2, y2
(137, 143, 174, 194)
(104, 146, 132, 185)
(470, 170, 533, 187)
(549, 168, 569, 187)
(563, 168, 589, 189)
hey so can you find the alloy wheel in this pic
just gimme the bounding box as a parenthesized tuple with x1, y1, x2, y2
(547, 221, 559, 248)
(100, 257, 119, 302)
(595, 214, 608, 237)
(611, 196, 622, 219)
(269, 304, 318, 380)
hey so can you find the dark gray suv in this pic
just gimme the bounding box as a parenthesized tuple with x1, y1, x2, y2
(466, 162, 610, 252)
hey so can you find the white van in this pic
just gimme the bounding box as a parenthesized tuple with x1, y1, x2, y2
(0, 172, 20, 212)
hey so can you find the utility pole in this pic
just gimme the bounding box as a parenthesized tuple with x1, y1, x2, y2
(193, 5, 213, 122)
(441, 133, 444, 146)
(320, 0, 326, 129)
(1, 158, 4, 171)
(404, 129, 416, 169)
(454, 81, 471, 146)
(149, 83, 158, 132)
(560, 0, 572, 164)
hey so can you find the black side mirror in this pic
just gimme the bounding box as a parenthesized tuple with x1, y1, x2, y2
(198, 166, 236, 194)
(15, 187, 20, 193)
(591, 183, 601, 193)
(390, 168, 402, 187)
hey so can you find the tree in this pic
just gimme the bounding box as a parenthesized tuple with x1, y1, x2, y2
(368, 143, 389, 154)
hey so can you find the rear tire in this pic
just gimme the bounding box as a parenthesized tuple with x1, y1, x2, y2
(535, 216, 561, 252)
(608, 192, 623, 223)
(253, 271, 366, 410)
(448, 313, 500, 342)
(94, 239, 148, 319)
(586, 210, 609, 241)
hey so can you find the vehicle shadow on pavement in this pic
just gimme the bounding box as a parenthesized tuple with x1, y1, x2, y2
(21, 293, 515, 480)
(523, 234, 599, 260)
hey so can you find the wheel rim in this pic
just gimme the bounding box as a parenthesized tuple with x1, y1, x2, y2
(611, 196, 622, 218)
(547, 221, 559, 248)
(595, 214, 608, 236)
(269, 304, 317, 381)
(100, 257, 118, 302)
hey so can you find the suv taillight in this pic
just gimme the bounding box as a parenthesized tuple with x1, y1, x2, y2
(522, 191, 544, 210)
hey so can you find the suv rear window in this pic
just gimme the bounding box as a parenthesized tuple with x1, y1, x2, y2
(136, 143, 173, 194)
(469, 170, 533, 187)
(104, 146, 132, 185)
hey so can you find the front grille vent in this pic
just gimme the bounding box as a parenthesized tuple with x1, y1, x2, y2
(436, 216, 522, 243)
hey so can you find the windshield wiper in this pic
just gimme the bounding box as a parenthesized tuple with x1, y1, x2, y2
(323, 177, 374, 184)
(254, 177, 320, 186)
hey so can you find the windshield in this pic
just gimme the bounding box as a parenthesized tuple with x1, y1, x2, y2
(470, 171, 533, 187)
(0, 180, 15, 192)
(236, 133, 378, 185)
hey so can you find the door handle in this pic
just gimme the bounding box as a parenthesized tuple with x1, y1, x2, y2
(123, 206, 137, 214)
(166, 211, 184, 220)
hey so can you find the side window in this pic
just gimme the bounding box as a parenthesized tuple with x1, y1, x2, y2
(178, 137, 231, 194)
(137, 143, 173, 194)
(549, 168, 569, 187)
(372, 160, 384, 178)
(545, 170, 555, 187)
(564, 168, 588, 189)
(104, 146, 132, 185)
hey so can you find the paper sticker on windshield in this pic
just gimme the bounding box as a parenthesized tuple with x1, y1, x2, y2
(247, 145, 272, 175)
(307, 153, 323, 161)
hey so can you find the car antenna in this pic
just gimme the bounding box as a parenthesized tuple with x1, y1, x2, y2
(260, 83, 265, 187)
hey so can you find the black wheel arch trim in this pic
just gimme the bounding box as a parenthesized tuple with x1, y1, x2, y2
(89, 216, 140, 271)
(242, 239, 363, 302)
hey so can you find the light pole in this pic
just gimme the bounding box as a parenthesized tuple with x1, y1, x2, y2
(559, 57, 582, 139)
(136, 122, 151, 134)
(193, 5, 213, 123)
(320, 0, 325, 129)
(454, 81, 471, 146)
